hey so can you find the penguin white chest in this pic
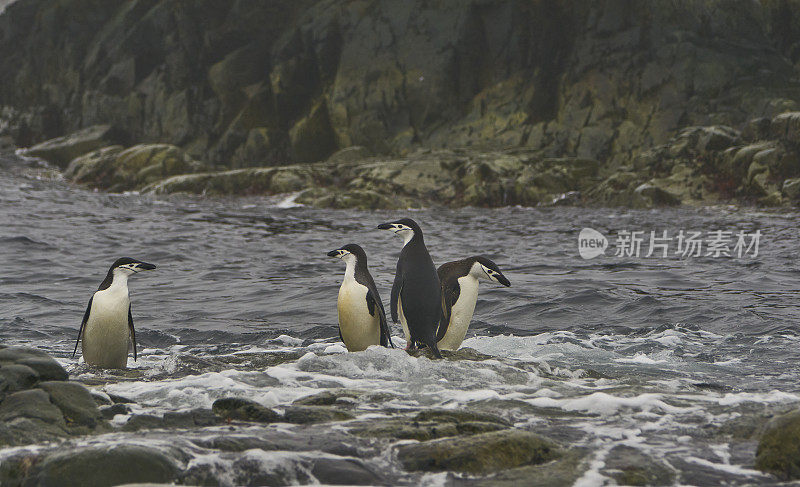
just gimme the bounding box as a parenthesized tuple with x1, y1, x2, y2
(398, 293, 410, 344)
(82, 285, 131, 369)
(337, 279, 380, 352)
(438, 276, 479, 351)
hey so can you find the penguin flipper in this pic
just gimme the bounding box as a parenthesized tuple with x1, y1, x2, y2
(128, 304, 137, 361)
(366, 289, 393, 348)
(72, 296, 93, 358)
(390, 277, 402, 323)
(436, 279, 461, 342)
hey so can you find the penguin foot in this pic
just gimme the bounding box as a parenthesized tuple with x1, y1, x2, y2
(426, 341, 443, 359)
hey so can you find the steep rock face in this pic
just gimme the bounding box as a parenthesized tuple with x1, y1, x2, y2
(1, 0, 799, 169)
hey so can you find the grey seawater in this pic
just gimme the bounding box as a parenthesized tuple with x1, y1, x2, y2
(2, 152, 800, 485)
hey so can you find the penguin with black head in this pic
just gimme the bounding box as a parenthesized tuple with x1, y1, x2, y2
(72, 257, 156, 369)
(377, 218, 443, 358)
(437, 256, 510, 351)
(328, 244, 393, 351)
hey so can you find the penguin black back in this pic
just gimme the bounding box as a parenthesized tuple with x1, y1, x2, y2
(379, 218, 443, 358)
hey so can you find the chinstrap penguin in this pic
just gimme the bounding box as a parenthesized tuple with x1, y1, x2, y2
(436, 256, 510, 351)
(327, 244, 394, 351)
(377, 218, 443, 358)
(72, 257, 156, 369)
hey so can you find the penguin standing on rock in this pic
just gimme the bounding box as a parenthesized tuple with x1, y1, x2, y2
(377, 218, 443, 358)
(72, 257, 156, 369)
(328, 244, 393, 351)
(437, 256, 510, 351)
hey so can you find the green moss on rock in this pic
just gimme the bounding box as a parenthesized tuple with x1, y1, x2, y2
(755, 408, 800, 480)
(212, 397, 280, 423)
(396, 429, 561, 474)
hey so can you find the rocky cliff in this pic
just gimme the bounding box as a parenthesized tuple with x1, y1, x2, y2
(2, 0, 800, 207)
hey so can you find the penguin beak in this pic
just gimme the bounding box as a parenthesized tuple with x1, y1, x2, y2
(136, 262, 156, 271)
(496, 273, 511, 287)
(377, 223, 392, 230)
(327, 250, 340, 258)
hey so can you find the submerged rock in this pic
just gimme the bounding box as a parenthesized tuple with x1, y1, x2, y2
(352, 418, 505, 442)
(413, 409, 511, 427)
(755, 408, 800, 480)
(396, 429, 561, 474)
(99, 403, 131, 419)
(310, 457, 384, 486)
(283, 405, 355, 424)
(601, 445, 674, 486)
(123, 409, 221, 431)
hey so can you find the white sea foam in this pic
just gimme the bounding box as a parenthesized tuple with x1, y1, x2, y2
(527, 392, 693, 416)
(31, 328, 798, 485)
(275, 192, 303, 208)
(613, 352, 668, 364)
(684, 456, 769, 477)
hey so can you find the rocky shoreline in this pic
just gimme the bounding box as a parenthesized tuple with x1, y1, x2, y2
(10, 110, 800, 209)
(2, 345, 800, 485)
(1, 1, 800, 209)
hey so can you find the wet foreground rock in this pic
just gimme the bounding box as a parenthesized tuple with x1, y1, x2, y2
(755, 407, 800, 480)
(396, 429, 561, 474)
(2, 347, 796, 486)
(0, 347, 109, 447)
(16, 445, 180, 487)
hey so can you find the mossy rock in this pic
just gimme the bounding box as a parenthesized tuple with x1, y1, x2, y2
(296, 188, 401, 210)
(208, 44, 266, 106)
(292, 389, 359, 407)
(413, 409, 511, 427)
(782, 178, 800, 201)
(0, 364, 40, 393)
(327, 146, 371, 163)
(0, 389, 65, 426)
(117, 144, 207, 188)
(24, 125, 126, 169)
(63, 145, 124, 186)
(232, 127, 290, 167)
(65, 144, 208, 192)
(756, 408, 800, 479)
(289, 99, 338, 163)
(396, 429, 561, 474)
(38, 381, 104, 428)
(30, 445, 179, 486)
(211, 397, 280, 423)
(633, 182, 681, 207)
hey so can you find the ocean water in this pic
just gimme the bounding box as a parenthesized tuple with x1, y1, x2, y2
(1, 152, 800, 485)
